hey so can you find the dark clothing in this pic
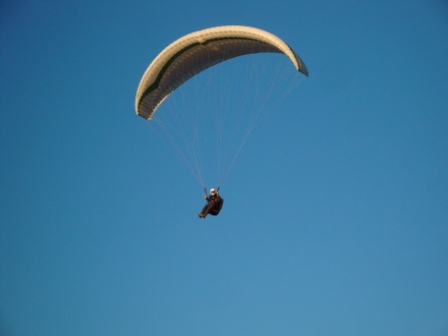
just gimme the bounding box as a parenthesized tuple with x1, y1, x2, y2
(199, 194, 224, 218)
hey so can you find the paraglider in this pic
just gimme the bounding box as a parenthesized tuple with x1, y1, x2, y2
(135, 25, 308, 218)
(198, 188, 224, 218)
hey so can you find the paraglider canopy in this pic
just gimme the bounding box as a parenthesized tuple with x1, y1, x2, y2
(135, 25, 308, 120)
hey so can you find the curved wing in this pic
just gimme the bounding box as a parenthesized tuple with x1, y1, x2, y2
(135, 25, 308, 120)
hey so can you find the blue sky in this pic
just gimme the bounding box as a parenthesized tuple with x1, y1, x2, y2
(1, 1, 448, 335)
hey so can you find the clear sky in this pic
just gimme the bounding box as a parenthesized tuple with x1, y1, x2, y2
(1, 1, 448, 335)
